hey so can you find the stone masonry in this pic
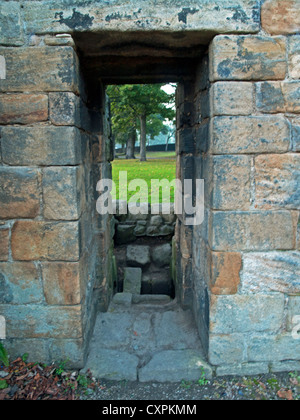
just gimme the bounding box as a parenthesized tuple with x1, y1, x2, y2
(0, 0, 299, 377)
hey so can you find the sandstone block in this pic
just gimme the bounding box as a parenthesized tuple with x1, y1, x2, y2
(211, 116, 290, 154)
(256, 82, 300, 113)
(289, 36, 300, 79)
(210, 155, 251, 210)
(209, 334, 245, 365)
(0, 304, 83, 339)
(211, 211, 295, 251)
(261, 0, 300, 35)
(0, 262, 43, 304)
(0, 2, 24, 46)
(123, 267, 142, 295)
(210, 294, 285, 334)
(1, 126, 82, 166)
(210, 35, 287, 81)
(126, 245, 151, 269)
(0, 47, 79, 92)
(247, 333, 300, 362)
(292, 122, 300, 152)
(0, 167, 40, 219)
(0, 228, 9, 261)
(210, 82, 253, 116)
(42, 262, 81, 305)
(151, 243, 172, 267)
(42, 166, 84, 220)
(11, 221, 81, 261)
(49, 92, 79, 126)
(0, 94, 48, 124)
(210, 251, 242, 295)
(241, 251, 300, 295)
(255, 154, 300, 210)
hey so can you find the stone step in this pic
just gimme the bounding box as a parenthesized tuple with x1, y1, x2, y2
(123, 267, 142, 294)
(139, 350, 213, 383)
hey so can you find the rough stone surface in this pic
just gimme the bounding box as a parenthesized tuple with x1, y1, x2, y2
(42, 166, 84, 220)
(289, 36, 300, 79)
(210, 251, 242, 295)
(1, 126, 82, 166)
(126, 245, 151, 269)
(256, 82, 300, 113)
(0, 2, 24, 46)
(241, 252, 300, 295)
(0, 47, 78, 92)
(0, 262, 43, 304)
(124, 267, 142, 295)
(254, 154, 300, 210)
(210, 82, 253, 116)
(261, 0, 300, 35)
(41, 262, 82, 305)
(82, 349, 139, 381)
(0, 94, 48, 124)
(210, 116, 290, 154)
(210, 35, 287, 81)
(0, 228, 9, 261)
(0, 167, 40, 219)
(151, 244, 172, 267)
(139, 350, 212, 383)
(11, 221, 80, 262)
(210, 294, 285, 334)
(211, 211, 295, 251)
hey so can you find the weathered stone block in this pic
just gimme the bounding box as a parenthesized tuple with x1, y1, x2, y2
(211, 116, 290, 154)
(287, 296, 300, 332)
(216, 362, 269, 377)
(0, 228, 9, 261)
(256, 82, 300, 113)
(247, 333, 300, 362)
(0, 47, 79, 92)
(0, 167, 40, 219)
(0, 262, 43, 304)
(210, 82, 253, 116)
(11, 221, 81, 261)
(23, 1, 260, 36)
(241, 251, 300, 295)
(126, 245, 151, 269)
(210, 155, 251, 210)
(0, 94, 48, 124)
(1, 126, 82, 166)
(123, 267, 142, 294)
(209, 334, 245, 365)
(210, 251, 242, 295)
(49, 92, 79, 126)
(152, 244, 172, 267)
(42, 166, 84, 220)
(261, 0, 300, 35)
(255, 154, 300, 210)
(0, 2, 24, 46)
(292, 120, 300, 151)
(211, 211, 295, 251)
(210, 35, 287, 81)
(42, 262, 82, 305)
(210, 294, 285, 334)
(289, 36, 300, 79)
(0, 304, 83, 339)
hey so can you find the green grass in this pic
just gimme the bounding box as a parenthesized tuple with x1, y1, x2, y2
(112, 153, 176, 203)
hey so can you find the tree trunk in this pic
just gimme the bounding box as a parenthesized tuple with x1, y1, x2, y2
(126, 128, 136, 159)
(139, 114, 147, 162)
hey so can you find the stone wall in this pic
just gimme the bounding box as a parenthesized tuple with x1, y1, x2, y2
(0, 33, 115, 366)
(0, 0, 299, 374)
(114, 202, 176, 245)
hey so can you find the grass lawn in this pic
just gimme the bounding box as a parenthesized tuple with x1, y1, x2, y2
(112, 153, 176, 203)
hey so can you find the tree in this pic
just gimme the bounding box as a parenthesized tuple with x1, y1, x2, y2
(107, 84, 175, 161)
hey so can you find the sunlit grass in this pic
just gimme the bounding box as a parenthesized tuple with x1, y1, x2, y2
(112, 155, 176, 203)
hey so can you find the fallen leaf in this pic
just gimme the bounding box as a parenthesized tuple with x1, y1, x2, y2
(277, 388, 293, 400)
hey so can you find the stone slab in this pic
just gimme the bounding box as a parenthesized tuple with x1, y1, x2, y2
(82, 349, 138, 381)
(139, 350, 213, 383)
(124, 267, 142, 294)
(126, 245, 151, 268)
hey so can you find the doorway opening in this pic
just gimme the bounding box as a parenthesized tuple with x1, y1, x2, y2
(107, 83, 177, 300)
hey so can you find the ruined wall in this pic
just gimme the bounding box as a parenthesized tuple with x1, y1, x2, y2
(0, 0, 299, 373)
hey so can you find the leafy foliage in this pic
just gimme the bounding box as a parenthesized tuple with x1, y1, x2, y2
(0, 342, 9, 367)
(107, 84, 175, 160)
